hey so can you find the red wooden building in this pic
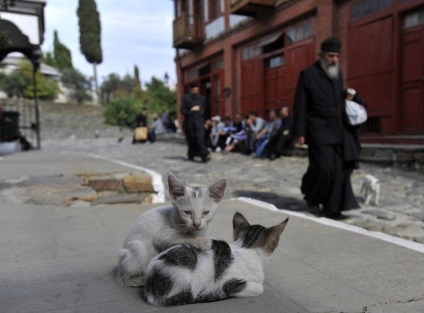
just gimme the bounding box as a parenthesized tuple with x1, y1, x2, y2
(173, 0, 424, 144)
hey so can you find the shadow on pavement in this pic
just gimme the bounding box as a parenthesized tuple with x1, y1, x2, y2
(232, 190, 309, 212)
(162, 156, 187, 161)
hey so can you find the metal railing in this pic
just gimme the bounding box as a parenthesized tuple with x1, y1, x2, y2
(1, 99, 40, 149)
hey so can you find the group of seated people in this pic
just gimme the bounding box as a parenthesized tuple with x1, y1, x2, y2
(204, 106, 294, 160)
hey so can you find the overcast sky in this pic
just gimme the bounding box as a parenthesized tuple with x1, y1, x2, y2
(41, 0, 176, 86)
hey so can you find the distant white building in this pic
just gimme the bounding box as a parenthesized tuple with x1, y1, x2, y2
(0, 54, 61, 80)
(0, 55, 98, 104)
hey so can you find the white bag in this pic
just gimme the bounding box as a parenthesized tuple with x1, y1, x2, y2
(345, 100, 367, 125)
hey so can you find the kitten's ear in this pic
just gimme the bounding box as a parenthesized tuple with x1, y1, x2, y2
(233, 212, 250, 241)
(233, 212, 250, 229)
(264, 218, 289, 253)
(208, 179, 226, 203)
(168, 173, 186, 199)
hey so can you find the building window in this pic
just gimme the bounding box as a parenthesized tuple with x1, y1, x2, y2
(212, 58, 224, 70)
(188, 68, 198, 80)
(242, 46, 261, 60)
(364, 0, 378, 15)
(286, 20, 313, 45)
(404, 8, 424, 29)
(262, 33, 284, 53)
(268, 55, 285, 68)
(304, 22, 313, 39)
(351, 0, 392, 21)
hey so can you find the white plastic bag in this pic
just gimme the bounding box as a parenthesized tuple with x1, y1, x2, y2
(345, 100, 367, 125)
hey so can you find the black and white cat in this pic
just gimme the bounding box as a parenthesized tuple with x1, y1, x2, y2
(143, 212, 289, 306)
(116, 173, 227, 287)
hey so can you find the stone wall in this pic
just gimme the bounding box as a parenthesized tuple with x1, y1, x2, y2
(360, 145, 424, 172)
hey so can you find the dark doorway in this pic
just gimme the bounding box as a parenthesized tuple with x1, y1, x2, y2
(200, 77, 211, 120)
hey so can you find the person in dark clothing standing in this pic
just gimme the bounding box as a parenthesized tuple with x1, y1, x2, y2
(293, 37, 360, 219)
(181, 83, 210, 162)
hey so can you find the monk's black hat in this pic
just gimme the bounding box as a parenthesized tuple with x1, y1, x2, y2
(320, 37, 341, 53)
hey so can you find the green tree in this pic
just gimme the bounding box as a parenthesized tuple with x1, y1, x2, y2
(102, 76, 176, 128)
(0, 60, 59, 100)
(53, 30, 73, 70)
(0, 30, 11, 50)
(142, 76, 176, 116)
(100, 73, 137, 102)
(104, 97, 141, 128)
(42, 51, 56, 67)
(18, 61, 59, 100)
(116, 74, 136, 98)
(0, 71, 29, 98)
(100, 73, 120, 103)
(77, 0, 102, 99)
(61, 68, 92, 104)
(134, 65, 142, 98)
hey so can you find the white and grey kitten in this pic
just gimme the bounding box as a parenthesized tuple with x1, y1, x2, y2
(143, 212, 289, 306)
(116, 173, 227, 287)
(361, 174, 380, 206)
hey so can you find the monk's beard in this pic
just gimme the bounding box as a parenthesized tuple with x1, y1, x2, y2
(320, 58, 340, 79)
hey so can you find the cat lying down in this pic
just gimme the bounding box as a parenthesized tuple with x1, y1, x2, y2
(116, 173, 227, 287)
(143, 212, 289, 306)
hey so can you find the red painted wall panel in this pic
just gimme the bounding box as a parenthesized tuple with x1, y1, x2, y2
(241, 58, 264, 116)
(347, 17, 395, 117)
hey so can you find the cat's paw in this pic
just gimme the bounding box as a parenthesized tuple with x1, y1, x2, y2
(192, 238, 212, 251)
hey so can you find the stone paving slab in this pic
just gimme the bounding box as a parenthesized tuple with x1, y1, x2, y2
(1, 151, 424, 312)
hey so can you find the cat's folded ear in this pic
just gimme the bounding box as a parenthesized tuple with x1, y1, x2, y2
(264, 217, 289, 253)
(168, 173, 186, 199)
(208, 179, 226, 203)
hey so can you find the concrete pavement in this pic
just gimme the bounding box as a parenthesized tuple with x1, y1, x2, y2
(1, 150, 424, 313)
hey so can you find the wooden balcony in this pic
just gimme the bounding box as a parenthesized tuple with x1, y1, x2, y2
(173, 13, 204, 49)
(229, 0, 277, 16)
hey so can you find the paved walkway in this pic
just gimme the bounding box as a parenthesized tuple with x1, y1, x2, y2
(40, 135, 424, 244)
(1, 149, 424, 312)
(35, 102, 424, 242)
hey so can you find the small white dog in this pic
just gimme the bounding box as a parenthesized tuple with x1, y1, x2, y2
(360, 174, 380, 206)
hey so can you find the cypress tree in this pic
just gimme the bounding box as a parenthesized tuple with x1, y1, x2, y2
(43, 51, 56, 67)
(53, 30, 73, 70)
(77, 0, 103, 100)
(134, 65, 142, 97)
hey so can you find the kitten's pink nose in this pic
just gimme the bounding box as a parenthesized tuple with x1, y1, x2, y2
(193, 223, 201, 230)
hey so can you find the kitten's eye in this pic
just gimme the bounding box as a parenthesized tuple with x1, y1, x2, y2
(184, 211, 191, 216)
(202, 211, 210, 216)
